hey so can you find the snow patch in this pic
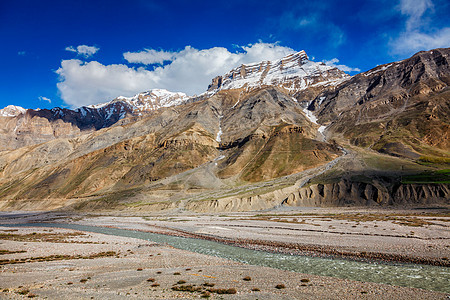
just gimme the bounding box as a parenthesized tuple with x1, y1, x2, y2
(216, 115, 223, 143)
(318, 125, 327, 135)
(364, 64, 393, 77)
(0, 105, 26, 117)
(302, 107, 318, 124)
(303, 104, 327, 139)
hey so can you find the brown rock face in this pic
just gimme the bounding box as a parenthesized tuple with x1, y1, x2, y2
(207, 76, 223, 91)
(311, 48, 450, 122)
(0, 101, 136, 151)
(0, 111, 82, 151)
(309, 48, 450, 159)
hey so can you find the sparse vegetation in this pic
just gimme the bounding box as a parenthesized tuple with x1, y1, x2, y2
(401, 169, 450, 184)
(243, 212, 449, 228)
(0, 232, 91, 243)
(275, 284, 286, 289)
(200, 291, 211, 298)
(243, 276, 252, 281)
(16, 289, 30, 295)
(0, 251, 117, 265)
(202, 282, 215, 287)
(171, 285, 202, 292)
(0, 249, 26, 255)
(207, 288, 237, 294)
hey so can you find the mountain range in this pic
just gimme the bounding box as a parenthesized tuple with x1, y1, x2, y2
(0, 48, 448, 212)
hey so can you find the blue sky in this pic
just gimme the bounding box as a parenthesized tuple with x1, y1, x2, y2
(1, 0, 449, 109)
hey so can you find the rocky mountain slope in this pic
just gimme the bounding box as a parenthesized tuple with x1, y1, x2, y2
(308, 48, 450, 161)
(0, 89, 189, 151)
(0, 48, 448, 211)
(0, 86, 341, 202)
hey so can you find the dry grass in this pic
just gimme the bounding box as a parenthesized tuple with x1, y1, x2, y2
(207, 288, 237, 294)
(171, 285, 202, 292)
(202, 282, 215, 287)
(0, 249, 26, 255)
(0, 231, 95, 244)
(247, 212, 449, 227)
(0, 251, 117, 265)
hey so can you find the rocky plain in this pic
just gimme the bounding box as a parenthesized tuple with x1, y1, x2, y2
(0, 207, 449, 299)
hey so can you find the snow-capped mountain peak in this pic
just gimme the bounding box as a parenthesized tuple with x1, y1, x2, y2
(115, 89, 189, 111)
(87, 89, 189, 113)
(207, 50, 350, 94)
(0, 105, 26, 117)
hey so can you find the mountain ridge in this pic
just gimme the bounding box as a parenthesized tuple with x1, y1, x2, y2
(0, 48, 448, 212)
(0, 50, 349, 151)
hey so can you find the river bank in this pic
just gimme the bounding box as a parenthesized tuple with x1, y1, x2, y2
(0, 223, 448, 299)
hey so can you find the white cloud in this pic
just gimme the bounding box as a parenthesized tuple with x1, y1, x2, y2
(391, 0, 449, 55)
(322, 58, 361, 73)
(240, 42, 296, 63)
(38, 96, 51, 103)
(399, 0, 433, 31)
(392, 28, 450, 54)
(56, 42, 295, 108)
(65, 45, 99, 58)
(123, 49, 176, 64)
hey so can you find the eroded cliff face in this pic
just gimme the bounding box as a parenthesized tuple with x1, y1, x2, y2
(185, 186, 296, 213)
(184, 181, 449, 213)
(0, 111, 82, 151)
(285, 181, 449, 207)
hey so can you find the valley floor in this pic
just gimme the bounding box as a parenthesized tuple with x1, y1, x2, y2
(0, 208, 449, 299)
